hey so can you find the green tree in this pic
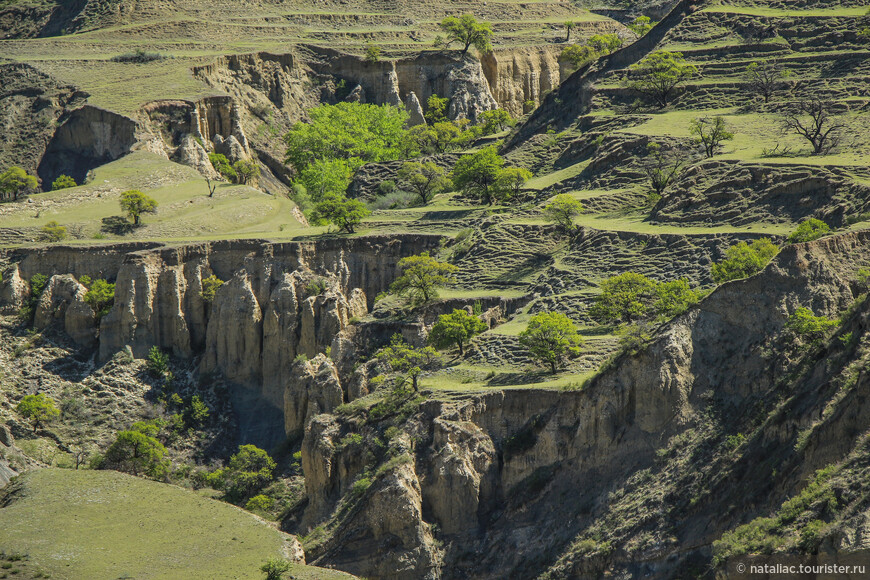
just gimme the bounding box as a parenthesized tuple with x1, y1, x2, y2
(519, 311, 583, 374)
(494, 167, 532, 202)
(589, 272, 658, 324)
(785, 307, 838, 343)
(51, 174, 77, 190)
(654, 279, 699, 318)
(105, 428, 170, 479)
(478, 109, 515, 135)
(588, 33, 622, 55)
(626, 51, 698, 108)
(744, 61, 790, 103)
(377, 334, 440, 391)
(689, 116, 734, 158)
(147, 346, 170, 378)
(408, 121, 472, 154)
(119, 190, 158, 226)
(390, 251, 458, 303)
(0, 166, 38, 202)
(439, 14, 493, 55)
(189, 395, 210, 426)
(452, 146, 505, 205)
(284, 102, 409, 173)
(564, 21, 575, 42)
(426, 94, 449, 124)
(543, 194, 584, 232)
(16, 393, 60, 432)
(712, 238, 779, 283)
(313, 193, 370, 234)
(428, 309, 487, 355)
(560, 44, 596, 69)
(364, 43, 381, 63)
(397, 161, 449, 204)
(208, 153, 238, 182)
(643, 142, 688, 199)
(787, 218, 830, 244)
(627, 15, 656, 39)
(224, 445, 276, 498)
(233, 159, 260, 185)
(296, 158, 353, 202)
(84, 278, 115, 320)
(200, 274, 224, 302)
(41, 221, 67, 242)
(260, 558, 292, 580)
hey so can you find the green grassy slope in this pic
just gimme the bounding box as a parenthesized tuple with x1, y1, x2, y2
(0, 468, 353, 580)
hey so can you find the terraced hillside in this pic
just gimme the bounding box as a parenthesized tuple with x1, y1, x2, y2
(1, 0, 870, 578)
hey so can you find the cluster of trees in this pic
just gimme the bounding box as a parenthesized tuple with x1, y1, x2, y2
(283, 100, 524, 232)
(589, 272, 701, 325)
(0, 166, 38, 202)
(561, 16, 656, 69)
(208, 154, 260, 186)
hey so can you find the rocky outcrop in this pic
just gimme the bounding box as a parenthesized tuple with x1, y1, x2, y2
(0, 263, 29, 313)
(33, 274, 96, 347)
(172, 135, 220, 179)
(285, 354, 344, 437)
(405, 92, 426, 126)
(481, 47, 567, 118)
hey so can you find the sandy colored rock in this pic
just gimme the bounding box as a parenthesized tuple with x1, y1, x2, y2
(284, 354, 344, 437)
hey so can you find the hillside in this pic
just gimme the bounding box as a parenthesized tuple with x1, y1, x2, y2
(1, 0, 870, 577)
(0, 468, 355, 579)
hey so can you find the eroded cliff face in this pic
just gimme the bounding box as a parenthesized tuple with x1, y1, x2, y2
(481, 47, 569, 118)
(0, 235, 442, 447)
(294, 230, 870, 579)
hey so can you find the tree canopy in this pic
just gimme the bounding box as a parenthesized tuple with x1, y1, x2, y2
(452, 146, 505, 205)
(119, 190, 158, 226)
(543, 194, 584, 232)
(284, 102, 409, 174)
(787, 218, 830, 244)
(439, 14, 493, 55)
(390, 251, 458, 303)
(313, 192, 370, 234)
(712, 238, 779, 283)
(0, 166, 38, 202)
(377, 334, 440, 391)
(105, 426, 170, 479)
(397, 161, 450, 204)
(428, 309, 487, 355)
(16, 393, 60, 432)
(589, 272, 700, 324)
(519, 311, 582, 374)
(626, 51, 697, 107)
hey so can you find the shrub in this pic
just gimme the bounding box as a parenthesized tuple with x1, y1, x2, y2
(589, 272, 658, 324)
(41, 221, 67, 242)
(785, 307, 838, 343)
(147, 346, 170, 378)
(208, 153, 237, 182)
(245, 494, 274, 512)
(364, 43, 381, 63)
(83, 278, 115, 320)
(712, 238, 779, 283)
(51, 174, 76, 190)
(543, 194, 584, 232)
(110, 49, 165, 63)
(377, 179, 396, 195)
(260, 557, 292, 580)
(367, 190, 417, 210)
(200, 275, 224, 302)
(787, 218, 830, 244)
(104, 429, 170, 479)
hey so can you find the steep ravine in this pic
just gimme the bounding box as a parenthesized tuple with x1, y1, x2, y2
(289, 230, 870, 579)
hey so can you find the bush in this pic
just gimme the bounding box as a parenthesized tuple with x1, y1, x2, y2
(208, 153, 238, 182)
(147, 346, 170, 378)
(104, 429, 170, 480)
(787, 218, 830, 244)
(245, 494, 274, 513)
(260, 557, 292, 580)
(428, 309, 487, 355)
(389, 251, 458, 304)
(110, 49, 165, 63)
(712, 238, 779, 283)
(51, 174, 76, 190)
(377, 180, 396, 195)
(200, 275, 224, 302)
(83, 278, 115, 320)
(41, 221, 67, 242)
(367, 190, 417, 210)
(785, 307, 838, 343)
